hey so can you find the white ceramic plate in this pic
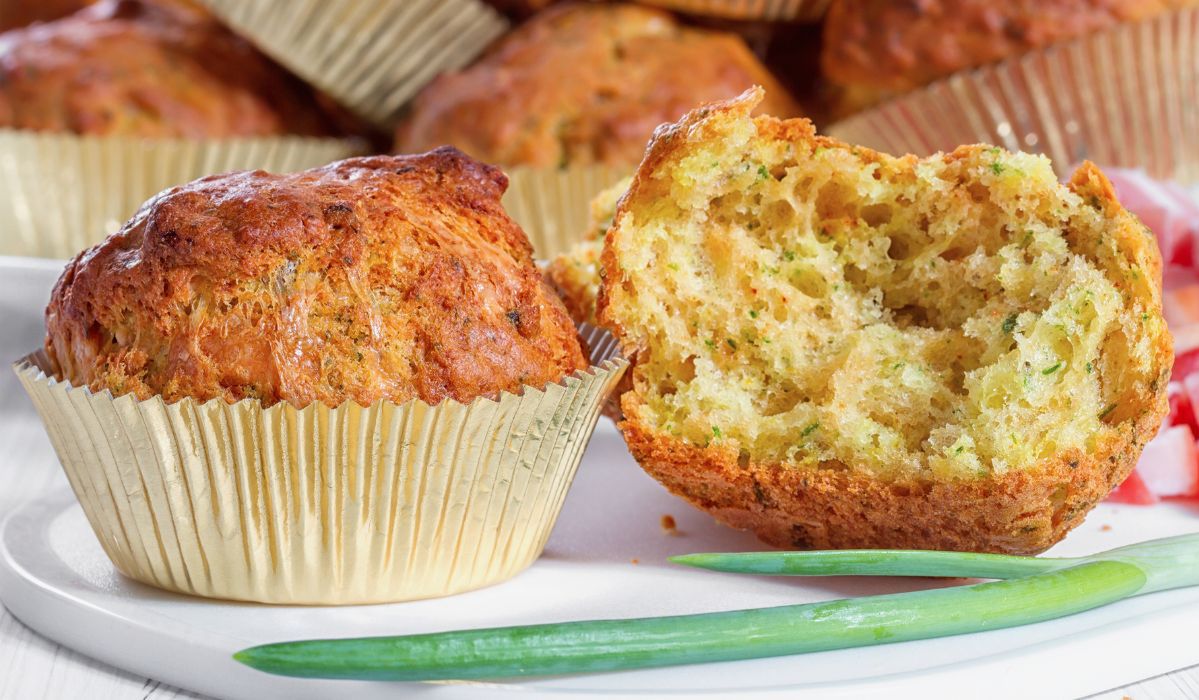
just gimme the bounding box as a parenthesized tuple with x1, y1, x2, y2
(2, 256, 1199, 700)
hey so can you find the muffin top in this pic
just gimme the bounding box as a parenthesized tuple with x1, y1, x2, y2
(45, 148, 589, 408)
(396, 2, 801, 169)
(0, 0, 339, 137)
(822, 0, 1196, 107)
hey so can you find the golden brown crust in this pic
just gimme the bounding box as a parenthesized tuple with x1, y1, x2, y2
(395, 2, 801, 168)
(598, 90, 1172, 554)
(0, 0, 339, 137)
(618, 394, 1161, 554)
(45, 147, 588, 408)
(821, 0, 1198, 110)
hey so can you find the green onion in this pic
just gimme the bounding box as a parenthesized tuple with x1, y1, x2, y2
(234, 535, 1199, 682)
(672, 549, 1070, 579)
(1042, 363, 1062, 375)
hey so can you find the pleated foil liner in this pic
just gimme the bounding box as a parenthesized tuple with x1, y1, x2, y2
(827, 8, 1199, 183)
(197, 0, 508, 129)
(637, 0, 831, 21)
(14, 326, 627, 605)
(0, 132, 362, 260)
(503, 165, 629, 259)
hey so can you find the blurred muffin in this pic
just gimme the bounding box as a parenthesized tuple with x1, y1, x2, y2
(46, 147, 588, 408)
(0, 0, 91, 31)
(822, 0, 1199, 113)
(0, 0, 339, 137)
(397, 2, 801, 169)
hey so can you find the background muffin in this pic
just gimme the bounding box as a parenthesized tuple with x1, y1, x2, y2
(822, 0, 1199, 113)
(46, 147, 587, 408)
(396, 2, 801, 169)
(0, 0, 340, 137)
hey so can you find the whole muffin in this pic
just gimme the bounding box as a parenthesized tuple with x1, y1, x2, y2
(822, 0, 1199, 112)
(45, 147, 589, 408)
(0, 0, 339, 137)
(396, 2, 801, 169)
(599, 89, 1171, 554)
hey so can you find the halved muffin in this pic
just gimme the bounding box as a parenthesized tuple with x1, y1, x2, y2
(598, 88, 1171, 554)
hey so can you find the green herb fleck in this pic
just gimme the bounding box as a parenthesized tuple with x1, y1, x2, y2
(667, 263, 680, 271)
(1098, 403, 1118, 419)
(1042, 363, 1062, 375)
(1002, 314, 1018, 334)
(801, 422, 820, 438)
(989, 161, 1005, 175)
(704, 339, 716, 350)
(757, 165, 770, 180)
(1086, 361, 1093, 374)
(726, 338, 738, 350)
(1141, 313, 1149, 321)
(711, 426, 722, 439)
(954, 445, 966, 455)
(782, 250, 796, 262)
(749, 309, 759, 319)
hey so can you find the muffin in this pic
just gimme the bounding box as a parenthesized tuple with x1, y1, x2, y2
(598, 89, 1171, 554)
(23, 148, 626, 604)
(397, 2, 800, 256)
(822, 0, 1199, 114)
(545, 177, 628, 326)
(47, 148, 587, 406)
(0, 0, 338, 137)
(0, 0, 91, 31)
(398, 3, 800, 169)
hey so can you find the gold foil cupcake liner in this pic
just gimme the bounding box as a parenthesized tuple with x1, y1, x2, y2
(197, 0, 508, 129)
(0, 131, 362, 260)
(14, 325, 627, 605)
(503, 164, 630, 260)
(637, 0, 831, 22)
(827, 8, 1199, 183)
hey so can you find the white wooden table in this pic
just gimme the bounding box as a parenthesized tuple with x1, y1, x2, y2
(0, 268, 1196, 700)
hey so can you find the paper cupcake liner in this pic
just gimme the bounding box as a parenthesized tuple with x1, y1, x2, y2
(197, 0, 508, 129)
(0, 131, 362, 260)
(503, 165, 630, 260)
(14, 325, 627, 605)
(637, 0, 831, 21)
(827, 8, 1199, 183)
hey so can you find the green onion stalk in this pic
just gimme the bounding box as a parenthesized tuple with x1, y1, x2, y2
(234, 533, 1199, 682)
